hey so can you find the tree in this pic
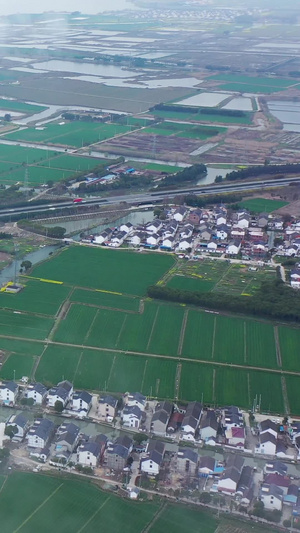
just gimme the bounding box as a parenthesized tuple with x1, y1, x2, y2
(4, 114, 11, 122)
(54, 400, 64, 413)
(215, 175, 223, 183)
(5, 425, 18, 439)
(252, 500, 264, 518)
(133, 434, 147, 445)
(21, 260, 32, 271)
(199, 492, 211, 504)
(283, 519, 291, 528)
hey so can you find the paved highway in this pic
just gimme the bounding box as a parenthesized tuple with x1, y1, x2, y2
(0, 176, 299, 218)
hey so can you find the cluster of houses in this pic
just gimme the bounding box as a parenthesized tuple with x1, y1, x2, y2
(259, 461, 300, 514)
(82, 203, 287, 259)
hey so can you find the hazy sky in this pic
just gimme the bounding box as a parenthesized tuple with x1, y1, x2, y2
(0, 0, 137, 16)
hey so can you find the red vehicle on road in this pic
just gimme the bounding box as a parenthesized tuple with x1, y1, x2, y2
(73, 198, 83, 203)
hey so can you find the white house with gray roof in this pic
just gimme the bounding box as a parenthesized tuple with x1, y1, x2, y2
(0, 381, 18, 406)
(140, 440, 165, 476)
(70, 390, 92, 417)
(47, 380, 73, 408)
(25, 382, 47, 405)
(6, 413, 30, 441)
(26, 418, 55, 449)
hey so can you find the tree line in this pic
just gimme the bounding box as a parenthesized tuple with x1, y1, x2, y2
(147, 279, 300, 322)
(225, 163, 300, 181)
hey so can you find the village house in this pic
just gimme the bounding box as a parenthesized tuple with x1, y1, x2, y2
(207, 241, 218, 252)
(264, 461, 287, 477)
(236, 212, 250, 229)
(173, 206, 187, 223)
(25, 382, 47, 405)
(55, 422, 80, 455)
(176, 447, 198, 476)
(161, 236, 175, 249)
(179, 224, 193, 239)
(188, 209, 203, 225)
(146, 220, 162, 234)
(226, 240, 241, 256)
(140, 440, 165, 476)
(217, 455, 244, 495)
(199, 227, 212, 241)
(177, 237, 193, 251)
(124, 392, 146, 411)
(122, 405, 144, 429)
(94, 229, 112, 245)
(236, 466, 254, 506)
(291, 267, 300, 289)
(146, 234, 160, 246)
(230, 226, 245, 239)
(260, 419, 278, 439)
(6, 413, 30, 441)
(200, 410, 218, 442)
(151, 401, 173, 436)
(105, 435, 133, 471)
(225, 427, 245, 449)
(130, 232, 146, 246)
(98, 395, 118, 422)
(110, 231, 127, 247)
(264, 473, 291, 495)
(47, 380, 73, 408)
(163, 222, 178, 237)
(260, 484, 284, 511)
(181, 401, 202, 441)
(119, 222, 133, 234)
(284, 484, 299, 506)
(167, 411, 184, 434)
(70, 390, 92, 417)
(216, 224, 230, 240)
(0, 381, 18, 406)
(77, 434, 108, 468)
(222, 406, 243, 429)
(27, 418, 55, 449)
(257, 213, 269, 228)
(198, 456, 216, 477)
(256, 432, 277, 456)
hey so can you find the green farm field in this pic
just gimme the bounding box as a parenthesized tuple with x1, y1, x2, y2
(143, 121, 225, 139)
(152, 108, 253, 124)
(209, 74, 298, 92)
(238, 198, 289, 213)
(1, 245, 300, 413)
(30, 246, 175, 296)
(0, 99, 47, 114)
(0, 472, 270, 533)
(0, 279, 70, 316)
(4, 121, 134, 148)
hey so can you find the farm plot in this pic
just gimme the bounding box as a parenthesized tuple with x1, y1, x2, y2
(0, 280, 70, 316)
(213, 315, 245, 364)
(74, 349, 115, 391)
(0, 353, 36, 380)
(167, 275, 215, 293)
(4, 165, 75, 186)
(70, 288, 140, 312)
(142, 122, 225, 140)
(0, 99, 47, 114)
(54, 305, 98, 345)
(0, 145, 58, 165)
(285, 375, 300, 416)
(0, 310, 53, 340)
(86, 308, 127, 350)
(249, 371, 284, 414)
(117, 302, 158, 353)
(181, 310, 214, 360)
(179, 362, 213, 403)
(147, 304, 184, 356)
(35, 345, 82, 386)
(30, 246, 174, 296)
(214, 367, 249, 408)
(4, 121, 134, 148)
(37, 154, 107, 172)
(151, 108, 253, 124)
(0, 338, 44, 356)
(238, 198, 289, 213)
(209, 74, 296, 92)
(245, 321, 277, 368)
(214, 264, 277, 297)
(149, 505, 218, 533)
(279, 326, 300, 372)
(0, 472, 159, 533)
(141, 358, 177, 399)
(107, 353, 145, 393)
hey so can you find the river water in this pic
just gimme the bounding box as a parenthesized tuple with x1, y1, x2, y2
(0, 244, 60, 286)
